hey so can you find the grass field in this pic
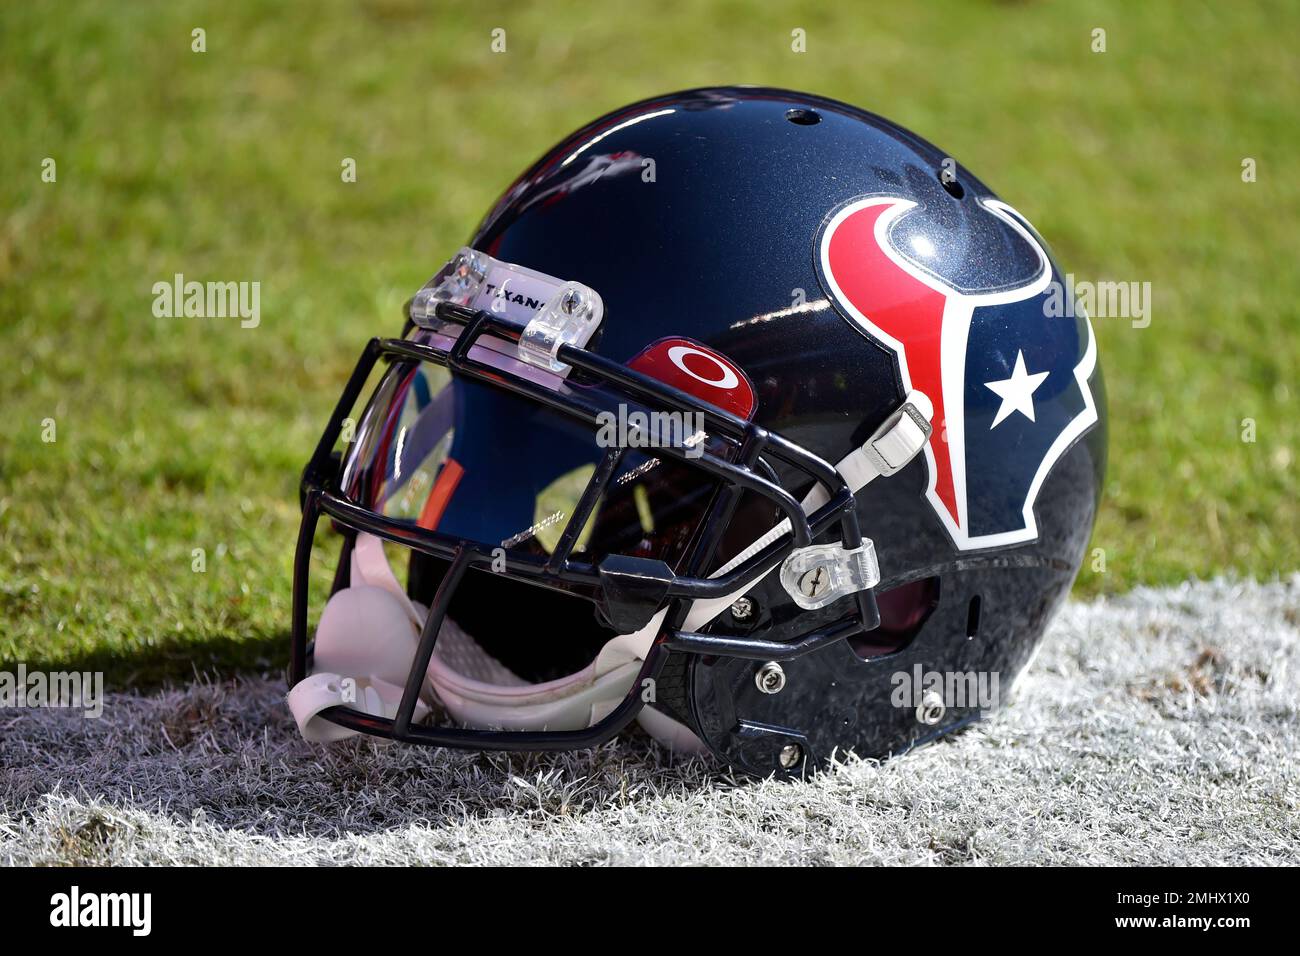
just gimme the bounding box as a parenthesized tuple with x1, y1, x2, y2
(5, 578, 1298, 864)
(1, 0, 1297, 684)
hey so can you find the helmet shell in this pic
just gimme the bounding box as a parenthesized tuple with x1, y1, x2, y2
(463, 87, 1106, 772)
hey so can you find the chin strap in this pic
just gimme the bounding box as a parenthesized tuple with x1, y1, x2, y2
(682, 390, 933, 631)
(287, 535, 432, 743)
(290, 673, 430, 743)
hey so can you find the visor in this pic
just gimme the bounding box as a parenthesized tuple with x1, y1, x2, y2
(339, 350, 721, 574)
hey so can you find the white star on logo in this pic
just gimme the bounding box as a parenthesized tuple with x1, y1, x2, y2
(984, 350, 1050, 428)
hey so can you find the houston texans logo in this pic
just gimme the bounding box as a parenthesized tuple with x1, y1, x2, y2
(818, 196, 1098, 550)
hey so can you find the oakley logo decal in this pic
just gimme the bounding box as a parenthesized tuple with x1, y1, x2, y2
(629, 337, 756, 420)
(667, 344, 742, 390)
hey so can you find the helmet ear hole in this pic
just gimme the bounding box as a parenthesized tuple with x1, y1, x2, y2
(849, 576, 940, 660)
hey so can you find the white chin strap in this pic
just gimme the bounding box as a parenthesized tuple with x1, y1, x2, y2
(288, 391, 932, 752)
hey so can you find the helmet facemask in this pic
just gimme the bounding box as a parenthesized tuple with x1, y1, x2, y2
(288, 261, 905, 767)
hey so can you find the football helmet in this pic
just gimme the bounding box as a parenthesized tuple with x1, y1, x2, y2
(287, 87, 1105, 776)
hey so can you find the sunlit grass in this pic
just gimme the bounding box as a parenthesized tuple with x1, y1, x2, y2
(1, 0, 1296, 681)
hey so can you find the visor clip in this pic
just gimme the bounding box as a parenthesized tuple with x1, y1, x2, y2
(779, 541, 880, 610)
(410, 246, 490, 327)
(518, 281, 604, 375)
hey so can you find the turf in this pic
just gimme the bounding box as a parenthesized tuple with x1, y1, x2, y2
(3, 577, 1296, 865)
(1, 1, 1297, 681)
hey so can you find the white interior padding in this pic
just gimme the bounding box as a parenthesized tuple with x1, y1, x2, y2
(288, 533, 705, 751)
(287, 582, 436, 742)
(288, 672, 430, 743)
(424, 609, 668, 731)
(312, 584, 423, 688)
(431, 617, 529, 687)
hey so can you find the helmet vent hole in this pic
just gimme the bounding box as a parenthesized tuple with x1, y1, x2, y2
(849, 576, 940, 660)
(966, 594, 982, 641)
(785, 107, 821, 126)
(939, 169, 965, 199)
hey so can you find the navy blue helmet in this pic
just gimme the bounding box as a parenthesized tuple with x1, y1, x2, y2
(288, 87, 1106, 776)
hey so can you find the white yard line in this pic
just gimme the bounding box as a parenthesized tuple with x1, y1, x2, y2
(2, 576, 1297, 865)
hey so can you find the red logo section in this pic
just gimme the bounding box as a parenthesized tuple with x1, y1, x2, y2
(822, 201, 957, 525)
(629, 337, 756, 419)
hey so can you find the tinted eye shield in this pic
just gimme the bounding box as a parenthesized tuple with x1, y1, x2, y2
(292, 300, 882, 749)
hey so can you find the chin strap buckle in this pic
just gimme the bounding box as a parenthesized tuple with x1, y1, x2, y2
(779, 540, 881, 610)
(860, 390, 935, 478)
(774, 390, 932, 609)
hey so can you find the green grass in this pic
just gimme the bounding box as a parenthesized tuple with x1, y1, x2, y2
(1, 0, 1297, 683)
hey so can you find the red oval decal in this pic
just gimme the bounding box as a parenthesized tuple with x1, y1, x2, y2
(628, 337, 756, 419)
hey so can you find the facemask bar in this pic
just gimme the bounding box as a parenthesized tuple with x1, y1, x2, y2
(291, 299, 882, 749)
